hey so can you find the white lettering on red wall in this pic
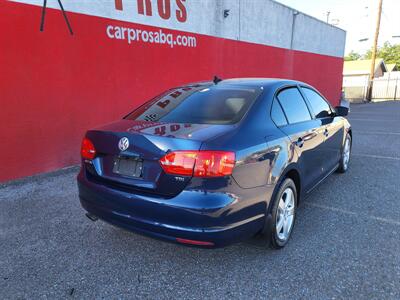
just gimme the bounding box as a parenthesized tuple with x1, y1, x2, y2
(9, 0, 345, 58)
(106, 25, 196, 47)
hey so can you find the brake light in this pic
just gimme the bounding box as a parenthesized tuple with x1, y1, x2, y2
(159, 151, 235, 177)
(81, 137, 96, 160)
(159, 151, 197, 176)
(194, 151, 235, 177)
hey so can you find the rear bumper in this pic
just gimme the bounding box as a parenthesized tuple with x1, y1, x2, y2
(77, 170, 267, 247)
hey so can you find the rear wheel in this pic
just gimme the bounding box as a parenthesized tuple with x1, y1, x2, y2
(267, 178, 297, 249)
(337, 133, 351, 173)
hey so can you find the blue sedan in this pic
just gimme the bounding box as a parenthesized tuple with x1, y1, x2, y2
(77, 78, 352, 248)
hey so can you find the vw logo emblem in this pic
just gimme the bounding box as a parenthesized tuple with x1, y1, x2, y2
(118, 137, 129, 151)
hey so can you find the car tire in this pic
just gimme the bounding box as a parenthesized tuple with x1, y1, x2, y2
(337, 133, 351, 173)
(267, 178, 298, 249)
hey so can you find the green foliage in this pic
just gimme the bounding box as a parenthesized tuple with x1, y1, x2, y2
(344, 50, 362, 61)
(345, 42, 400, 66)
(365, 42, 400, 66)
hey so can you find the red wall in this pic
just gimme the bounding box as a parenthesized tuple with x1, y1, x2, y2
(0, 1, 344, 182)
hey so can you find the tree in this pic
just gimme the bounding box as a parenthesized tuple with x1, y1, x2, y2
(344, 50, 362, 61)
(365, 42, 400, 66)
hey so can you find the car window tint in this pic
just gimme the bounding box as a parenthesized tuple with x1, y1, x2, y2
(301, 87, 332, 118)
(276, 88, 311, 124)
(125, 85, 262, 125)
(271, 99, 287, 127)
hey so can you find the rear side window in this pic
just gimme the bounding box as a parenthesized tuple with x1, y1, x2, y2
(276, 87, 311, 124)
(125, 85, 262, 125)
(301, 87, 332, 118)
(271, 99, 287, 127)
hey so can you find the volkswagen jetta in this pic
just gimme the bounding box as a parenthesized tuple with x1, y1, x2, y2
(77, 78, 351, 248)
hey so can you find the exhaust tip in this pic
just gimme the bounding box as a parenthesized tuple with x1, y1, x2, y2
(85, 213, 98, 222)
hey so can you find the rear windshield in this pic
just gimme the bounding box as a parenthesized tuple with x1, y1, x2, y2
(125, 85, 262, 125)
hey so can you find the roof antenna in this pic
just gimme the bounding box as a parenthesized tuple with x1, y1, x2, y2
(213, 76, 223, 85)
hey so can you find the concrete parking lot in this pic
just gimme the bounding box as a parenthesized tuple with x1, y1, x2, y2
(1, 101, 399, 299)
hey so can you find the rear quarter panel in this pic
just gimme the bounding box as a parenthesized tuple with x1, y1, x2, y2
(201, 86, 297, 190)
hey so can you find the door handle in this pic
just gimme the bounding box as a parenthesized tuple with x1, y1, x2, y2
(295, 137, 304, 148)
(303, 130, 318, 141)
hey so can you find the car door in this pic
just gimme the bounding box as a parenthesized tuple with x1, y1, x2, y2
(275, 86, 326, 191)
(300, 87, 343, 174)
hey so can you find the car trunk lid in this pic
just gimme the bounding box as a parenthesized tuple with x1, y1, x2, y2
(84, 119, 235, 197)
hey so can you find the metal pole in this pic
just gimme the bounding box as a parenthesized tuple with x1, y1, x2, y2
(366, 0, 383, 101)
(394, 78, 398, 100)
(40, 0, 47, 32)
(57, 0, 73, 35)
(290, 11, 299, 50)
(364, 76, 368, 101)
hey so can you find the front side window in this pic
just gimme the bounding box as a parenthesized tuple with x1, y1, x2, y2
(125, 85, 262, 125)
(276, 87, 311, 124)
(301, 87, 332, 119)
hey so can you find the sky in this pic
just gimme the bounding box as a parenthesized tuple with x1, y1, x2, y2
(275, 0, 400, 55)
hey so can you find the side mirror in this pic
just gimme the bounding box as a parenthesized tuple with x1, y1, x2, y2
(335, 99, 350, 117)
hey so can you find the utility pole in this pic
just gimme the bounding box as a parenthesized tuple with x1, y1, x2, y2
(366, 0, 383, 101)
(326, 11, 331, 23)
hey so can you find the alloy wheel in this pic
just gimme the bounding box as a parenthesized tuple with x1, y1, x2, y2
(276, 187, 295, 241)
(343, 137, 351, 170)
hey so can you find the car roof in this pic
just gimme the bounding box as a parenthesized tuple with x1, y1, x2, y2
(182, 78, 310, 90)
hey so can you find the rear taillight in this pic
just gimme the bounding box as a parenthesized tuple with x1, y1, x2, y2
(159, 151, 197, 176)
(193, 151, 235, 177)
(159, 151, 235, 177)
(81, 137, 96, 160)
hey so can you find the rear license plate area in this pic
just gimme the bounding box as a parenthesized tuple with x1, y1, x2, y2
(113, 156, 143, 178)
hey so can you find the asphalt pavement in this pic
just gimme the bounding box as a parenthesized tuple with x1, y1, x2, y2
(1, 101, 399, 299)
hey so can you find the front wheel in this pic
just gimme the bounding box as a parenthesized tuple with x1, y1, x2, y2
(337, 133, 351, 173)
(267, 178, 298, 249)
